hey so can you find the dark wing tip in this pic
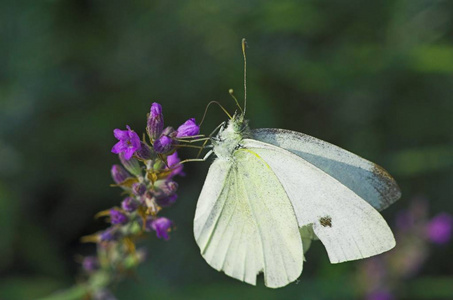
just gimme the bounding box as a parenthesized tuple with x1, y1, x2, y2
(372, 163, 402, 210)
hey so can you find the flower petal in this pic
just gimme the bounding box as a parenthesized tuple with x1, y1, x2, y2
(176, 118, 200, 137)
(167, 152, 184, 177)
(130, 131, 142, 149)
(148, 217, 172, 240)
(123, 147, 135, 160)
(154, 135, 174, 153)
(111, 141, 126, 154)
(113, 129, 128, 140)
(150, 102, 163, 117)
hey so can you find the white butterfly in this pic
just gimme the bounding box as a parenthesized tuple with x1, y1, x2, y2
(193, 40, 401, 288)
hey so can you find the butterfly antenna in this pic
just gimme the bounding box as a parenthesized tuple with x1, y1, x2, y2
(228, 89, 243, 114)
(199, 100, 232, 129)
(242, 38, 247, 116)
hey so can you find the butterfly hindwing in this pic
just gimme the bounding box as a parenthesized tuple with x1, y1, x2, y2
(242, 139, 396, 264)
(252, 129, 401, 211)
(194, 149, 303, 288)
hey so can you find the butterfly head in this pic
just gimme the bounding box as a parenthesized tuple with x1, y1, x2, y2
(211, 113, 250, 160)
(231, 111, 249, 133)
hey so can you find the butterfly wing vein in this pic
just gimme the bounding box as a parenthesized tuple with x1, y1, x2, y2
(242, 139, 396, 264)
(194, 150, 303, 288)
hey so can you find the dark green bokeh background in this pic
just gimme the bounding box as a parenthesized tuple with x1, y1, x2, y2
(1, 1, 452, 299)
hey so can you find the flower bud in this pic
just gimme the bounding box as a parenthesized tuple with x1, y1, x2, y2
(135, 142, 154, 160)
(121, 196, 139, 212)
(153, 127, 176, 154)
(145, 217, 172, 240)
(156, 194, 177, 207)
(110, 209, 128, 225)
(176, 118, 200, 137)
(147, 102, 164, 140)
(154, 136, 173, 153)
(119, 153, 142, 177)
(162, 126, 176, 137)
(153, 159, 165, 171)
(155, 180, 178, 197)
(111, 165, 130, 184)
(99, 228, 118, 242)
(165, 180, 178, 194)
(132, 183, 147, 196)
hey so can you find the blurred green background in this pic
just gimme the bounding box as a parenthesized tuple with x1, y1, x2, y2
(1, 0, 452, 299)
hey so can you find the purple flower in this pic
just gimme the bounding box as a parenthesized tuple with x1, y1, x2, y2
(367, 290, 394, 300)
(167, 152, 184, 177)
(166, 181, 178, 193)
(161, 180, 178, 195)
(154, 179, 178, 206)
(146, 217, 172, 240)
(176, 118, 200, 137)
(154, 135, 174, 153)
(121, 197, 139, 212)
(111, 125, 142, 160)
(100, 228, 118, 242)
(156, 194, 177, 207)
(111, 165, 130, 184)
(132, 183, 147, 196)
(147, 102, 164, 140)
(82, 256, 99, 272)
(136, 142, 154, 160)
(153, 127, 176, 154)
(110, 209, 128, 225)
(151, 102, 162, 116)
(427, 213, 453, 244)
(155, 180, 178, 196)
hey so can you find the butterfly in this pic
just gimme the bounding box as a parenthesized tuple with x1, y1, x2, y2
(193, 39, 401, 288)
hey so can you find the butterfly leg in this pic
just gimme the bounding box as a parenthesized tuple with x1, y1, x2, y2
(178, 150, 214, 166)
(175, 134, 206, 139)
(196, 122, 226, 158)
(175, 137, 211, 144)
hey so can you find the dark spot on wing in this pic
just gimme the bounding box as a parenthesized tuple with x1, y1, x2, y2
(371, 164, 402, 209)
(319, 216, 332, 227)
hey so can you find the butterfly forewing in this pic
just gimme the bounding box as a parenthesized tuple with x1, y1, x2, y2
(242, 139, 396, 264)
(194, 149, 303, 288)
(252, 129, 401, 211)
